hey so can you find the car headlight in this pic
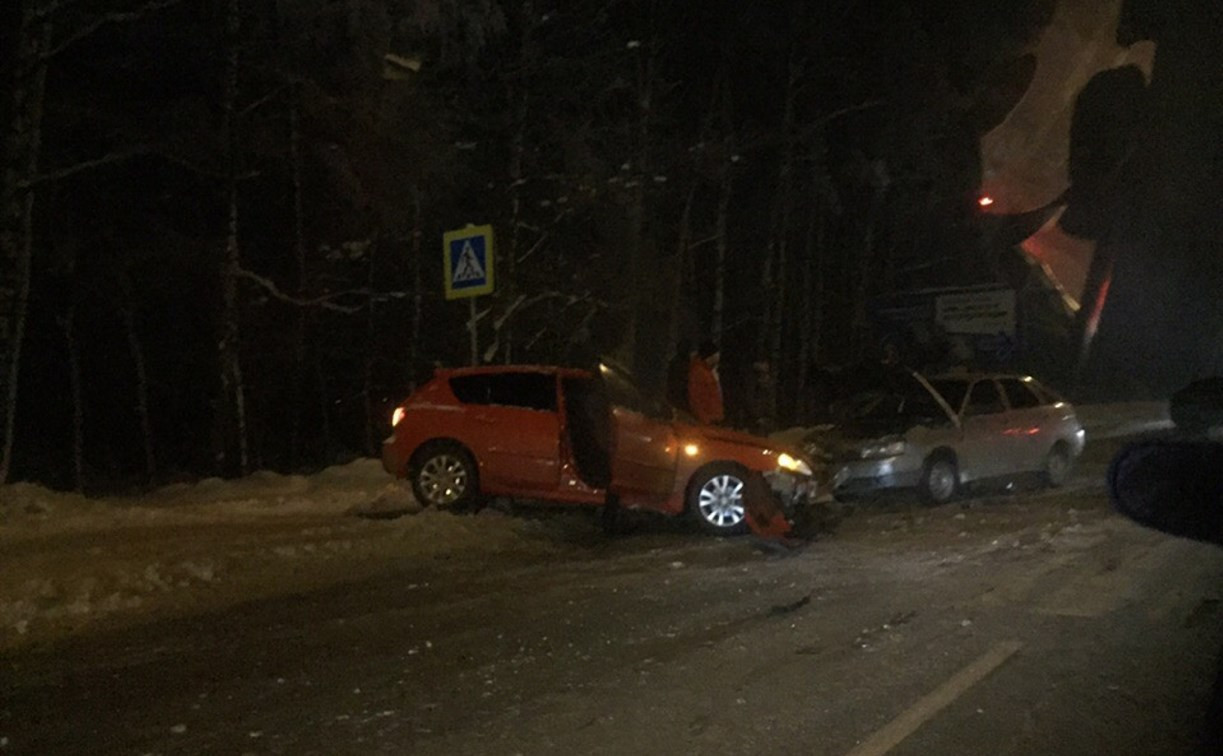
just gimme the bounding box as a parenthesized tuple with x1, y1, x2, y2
(392, 406, 406, 427)
(776, 452, 813, 476)
(860, 441, 906, 459)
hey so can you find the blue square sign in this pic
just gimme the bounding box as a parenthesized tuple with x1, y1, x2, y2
(442, 225, 495, 300)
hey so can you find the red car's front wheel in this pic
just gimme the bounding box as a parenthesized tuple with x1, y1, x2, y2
(687, 463, 750, 535)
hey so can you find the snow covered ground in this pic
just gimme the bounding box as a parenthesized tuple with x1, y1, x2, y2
(0, 402, 1172, 652)
(0, 460, 584, 652)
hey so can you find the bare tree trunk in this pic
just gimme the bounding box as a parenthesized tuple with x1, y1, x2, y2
(409, 185, 423, 379)
(712, 159, 731, 348)
(625, 15, 659, 372)
(797, 195, 817, 418)
(668, 182, 697, 352)
(216, 0, 249, 475)
(315, 348, 332, 460)
(122, 304, 156, 483)
(289, 91, 307, 469)
(0, 8, 50, 484)
(853, 190, 884, 360)
(58, 301, 84, 492)
(765, 54, 801, 420)
(797, 163, 830, 418)
(502, 0, 537, 364)
(363, 239, 378, 456)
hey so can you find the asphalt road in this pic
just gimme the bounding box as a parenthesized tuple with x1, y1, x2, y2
(4, 444, 1223, 755)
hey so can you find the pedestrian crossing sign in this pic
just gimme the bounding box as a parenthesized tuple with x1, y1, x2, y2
(443, 225, 495, 300)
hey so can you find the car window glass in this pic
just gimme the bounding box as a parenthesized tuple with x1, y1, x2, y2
(964, 380, 1005, 416)
(449, 373, 557, 411)
(838, 376, 951, 426)
(1000, 378, 1042, 410)
(928, 379, 969, 414)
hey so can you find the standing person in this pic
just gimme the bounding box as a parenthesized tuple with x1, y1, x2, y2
(743, 359, 777, 435)
(665, 339, 695, 413)
(688, 340, 724, 425)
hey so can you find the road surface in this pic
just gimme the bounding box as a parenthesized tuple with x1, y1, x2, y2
(3, 438, 1222, 755)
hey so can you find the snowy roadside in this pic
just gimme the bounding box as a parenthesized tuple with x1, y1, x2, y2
(0, 461, 567, 652)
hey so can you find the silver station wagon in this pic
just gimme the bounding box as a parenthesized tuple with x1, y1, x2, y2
(803, 370, 1086, 504)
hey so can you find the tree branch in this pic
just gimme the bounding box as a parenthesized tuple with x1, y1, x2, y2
(18, 147, 149, 188)
(236, 267, 363, 314)
(43, 0, 184, 60)
(156, 150, 261, 181)
(31, 0, 79, 21)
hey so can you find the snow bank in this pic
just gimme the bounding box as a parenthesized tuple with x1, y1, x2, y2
(0, 459, 561, 650)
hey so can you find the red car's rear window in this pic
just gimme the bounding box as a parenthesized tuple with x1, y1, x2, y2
(448, 372, 557, 411)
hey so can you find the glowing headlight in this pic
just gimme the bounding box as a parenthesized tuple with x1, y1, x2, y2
(776, 452, 813, 476)
(860, 441, 906, 459)
(392, 406, 406, 427)
(683, 443, 701, 457)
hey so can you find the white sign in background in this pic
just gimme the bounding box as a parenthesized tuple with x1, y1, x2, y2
(935, 289, 1017, 336)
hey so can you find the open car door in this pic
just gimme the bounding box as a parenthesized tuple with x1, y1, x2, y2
(599, 364, 679, 505)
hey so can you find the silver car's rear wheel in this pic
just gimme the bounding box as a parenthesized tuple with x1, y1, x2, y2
(411, 443, 478, 509)
(688, 464, 750, 535)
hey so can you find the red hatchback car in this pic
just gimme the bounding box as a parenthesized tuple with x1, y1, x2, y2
(382, 363, 826, 535)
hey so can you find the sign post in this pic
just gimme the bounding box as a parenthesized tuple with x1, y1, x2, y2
(442, 224, 495, 365)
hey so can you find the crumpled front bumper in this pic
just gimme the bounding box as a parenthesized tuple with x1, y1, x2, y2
(762, 469, 840, 538)
(829, 455, 922, 494)
(763, 470, 829, 514)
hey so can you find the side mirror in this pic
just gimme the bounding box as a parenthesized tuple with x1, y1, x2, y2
(1109, 439, 1223, 546)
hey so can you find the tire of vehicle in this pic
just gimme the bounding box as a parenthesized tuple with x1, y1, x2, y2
(409, 441, 480, 511)
(918, 452, 958, 506)
(601, 493, 626, 536)
(687, 463, 752, 536)
(1043, 442, 1072, 488)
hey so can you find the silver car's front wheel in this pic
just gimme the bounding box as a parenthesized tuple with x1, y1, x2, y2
(1044, 444, 1072, 487)
(919, 454, 958, 505)
(411, 443, 478, 509)
(689, 464, 750, 535)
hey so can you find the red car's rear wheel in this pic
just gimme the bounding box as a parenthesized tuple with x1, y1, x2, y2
(411, 442, 479, 510)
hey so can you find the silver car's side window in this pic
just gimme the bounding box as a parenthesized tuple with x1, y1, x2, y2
(1000, 378, 1042, 410)
(964, 380, 1006, 417)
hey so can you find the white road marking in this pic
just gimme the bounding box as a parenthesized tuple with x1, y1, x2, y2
(845, 640, 1024, 756)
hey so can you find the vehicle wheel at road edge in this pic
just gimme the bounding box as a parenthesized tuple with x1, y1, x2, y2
(918, 452, 958, 506)
(1044, 442, 1072, 488)
(410, 441, 480, 510)
(687, 463, 751, 536)
(601, 493, 627, 536)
